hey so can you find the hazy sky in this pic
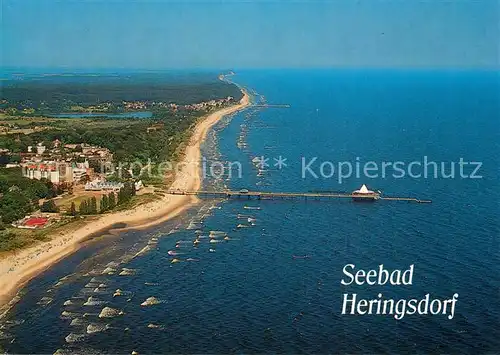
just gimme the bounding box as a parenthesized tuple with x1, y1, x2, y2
(2, 0, 499, 69)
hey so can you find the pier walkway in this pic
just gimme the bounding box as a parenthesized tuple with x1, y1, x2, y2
(167, 189, 432, 204)
(253, 104, 291, 108)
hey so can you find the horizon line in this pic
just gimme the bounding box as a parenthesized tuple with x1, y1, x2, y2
(1, 65, 499, 73)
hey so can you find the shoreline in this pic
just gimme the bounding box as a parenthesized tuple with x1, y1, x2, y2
(0, 90, 250, 312)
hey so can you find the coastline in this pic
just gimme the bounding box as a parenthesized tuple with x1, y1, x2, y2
(0, 90, 250, 312)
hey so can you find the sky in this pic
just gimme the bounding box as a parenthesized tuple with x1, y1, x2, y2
(2, 0, 499, 69)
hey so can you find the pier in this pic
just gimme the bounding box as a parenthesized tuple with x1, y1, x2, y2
(253, 104, 291, 108)
(167, 189, 432, 204)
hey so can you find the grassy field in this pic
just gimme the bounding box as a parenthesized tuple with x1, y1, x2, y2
(53, 191, 105, 212)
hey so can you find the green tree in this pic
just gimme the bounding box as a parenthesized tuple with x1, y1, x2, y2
(90, 197, 97, 214)
(79, 200, 88, 215)
(130, 182, 136, 196)
(40, 178, 55, 196)
(117, 182, 136, 205)
(117, 188, 126, 205)
(108, 192, 116, 209)
(40, 199, 59, 213)
(69, 202, 77, 216)
(56, 184, 65, 195)
(100, 195, 108, 213)
(24, 181, 49, 201)
(0, 176, 10, 194)
(0, 191, 34, 224)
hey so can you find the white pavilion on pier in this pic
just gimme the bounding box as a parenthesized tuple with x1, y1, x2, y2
(353, 184, 374, 194)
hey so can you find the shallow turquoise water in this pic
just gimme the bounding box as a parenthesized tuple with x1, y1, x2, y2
(1, 69, 499, 354)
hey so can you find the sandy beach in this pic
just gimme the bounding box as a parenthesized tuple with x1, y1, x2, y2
(0, 90, 250, 311)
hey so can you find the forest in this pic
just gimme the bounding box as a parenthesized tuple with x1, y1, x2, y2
(1, 73, 242, 113)
(0, 167, 61, 226)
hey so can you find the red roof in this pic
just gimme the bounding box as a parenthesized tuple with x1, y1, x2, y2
(24, 217, 48, 227)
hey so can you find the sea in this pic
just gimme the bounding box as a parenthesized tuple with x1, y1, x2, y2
(1, 69, 499, 354)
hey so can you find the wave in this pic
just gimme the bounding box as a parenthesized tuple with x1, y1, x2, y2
(133, 245, 152, 258)
(147, 238, 159, 246)
(60, 311, 80, 319)
(84, 297, 107, 306)
(237, 214, 252, 219)
(210, 231, 227, 236)
(70, 318, 84, 326)
(187, 221, 202, 230)
(119, 268, 136, 276)
(144, 282, 159, 286)
(98, 307, 124, 318)
(101, 267, 117, 275)
(65, 332, 86, 343)
(36, 296, 53, 306)
(87, 323, 109, 334)
(84, 282, 100, 289)
(140, 297, 161, 306)
(0, 330, 13, 341)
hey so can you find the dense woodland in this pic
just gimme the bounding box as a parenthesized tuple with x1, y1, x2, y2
(1, 74, 242, 113)
(0, 168, 62, 225)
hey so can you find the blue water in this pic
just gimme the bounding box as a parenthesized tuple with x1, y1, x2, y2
(1, 69, 499, 354)
(48, 111, 153, 119)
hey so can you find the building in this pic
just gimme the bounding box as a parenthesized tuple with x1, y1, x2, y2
(85, 179, 124, 191)
(134, 180, 144, 191)
(64, 144, 79, 150)
(20, 142, 111, 185)
(36, 143, 46, 155)
(21, 160, 92, 184)
(351, 184, 380, 202)
(13, 216, 49, 229)
(58, 163, 74, 183)
(72, 161, 91, 182)
(23, 162, 60, 183)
